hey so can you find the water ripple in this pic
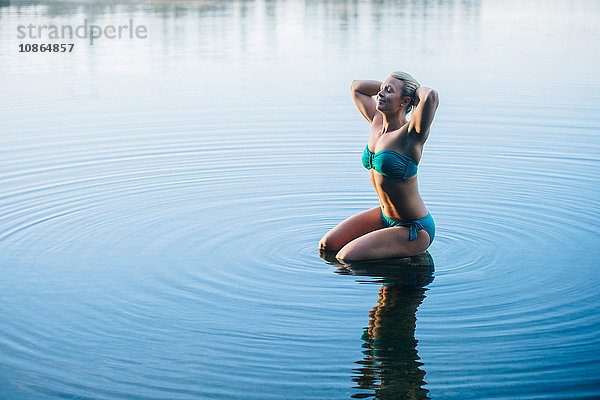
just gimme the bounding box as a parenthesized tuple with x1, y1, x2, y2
(2, 0, 600, 398)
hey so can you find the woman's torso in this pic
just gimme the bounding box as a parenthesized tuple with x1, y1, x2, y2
(367, 116, 428, 221)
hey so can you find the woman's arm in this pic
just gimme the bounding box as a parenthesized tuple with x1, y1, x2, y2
(351, 80, 381, 123)
(408, 87, 439, 141)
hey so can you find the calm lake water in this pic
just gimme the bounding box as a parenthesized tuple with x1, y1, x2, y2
(1, 0, 599, 398)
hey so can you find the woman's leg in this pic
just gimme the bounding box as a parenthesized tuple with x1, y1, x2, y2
(336, 227, 431, 261)
(319, 206, 384, 252)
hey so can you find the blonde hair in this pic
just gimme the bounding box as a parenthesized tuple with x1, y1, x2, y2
(390, 71, 420, 113)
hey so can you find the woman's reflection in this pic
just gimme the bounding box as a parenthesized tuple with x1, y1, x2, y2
(325, 251, 434, 400)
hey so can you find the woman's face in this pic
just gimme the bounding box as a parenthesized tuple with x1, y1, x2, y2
(376, 77, 408, 113)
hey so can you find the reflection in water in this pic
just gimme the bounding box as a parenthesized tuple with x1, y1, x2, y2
(2, 0, 484, 74)
(333, 253, 434, 400)
(3, 0, 599, 397)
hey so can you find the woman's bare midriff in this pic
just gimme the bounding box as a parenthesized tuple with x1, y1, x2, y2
(369, 170, 428, 221)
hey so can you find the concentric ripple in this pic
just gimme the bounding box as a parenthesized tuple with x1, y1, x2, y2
(1, 0, 600, 399)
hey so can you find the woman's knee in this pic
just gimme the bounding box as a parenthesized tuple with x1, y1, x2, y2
(335, 241, 363, 262)
(335, 247, 349, 261)
(319, 232, 343, 251)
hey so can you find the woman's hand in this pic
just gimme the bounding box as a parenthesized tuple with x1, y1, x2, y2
(413, 86, 434, 109)
(351, 80, 382, 97)
(412, 93, 420, 109)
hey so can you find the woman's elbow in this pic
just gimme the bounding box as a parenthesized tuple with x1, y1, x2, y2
(425, 89, 439, 105)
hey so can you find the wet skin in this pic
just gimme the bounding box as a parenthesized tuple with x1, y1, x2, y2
(319, 75, 439, 261)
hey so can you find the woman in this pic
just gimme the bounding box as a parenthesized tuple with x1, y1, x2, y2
(319, 71, 439, 261)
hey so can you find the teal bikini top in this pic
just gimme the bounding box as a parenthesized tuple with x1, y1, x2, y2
(361, 145, 418, 179)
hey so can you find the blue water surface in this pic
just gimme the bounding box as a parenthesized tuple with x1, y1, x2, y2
(1, 0, 599, 398)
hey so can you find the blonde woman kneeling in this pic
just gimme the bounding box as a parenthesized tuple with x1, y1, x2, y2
(319, 72, 439, 261)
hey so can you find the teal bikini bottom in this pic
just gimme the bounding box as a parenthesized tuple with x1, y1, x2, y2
(381, 211, 435, 245)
